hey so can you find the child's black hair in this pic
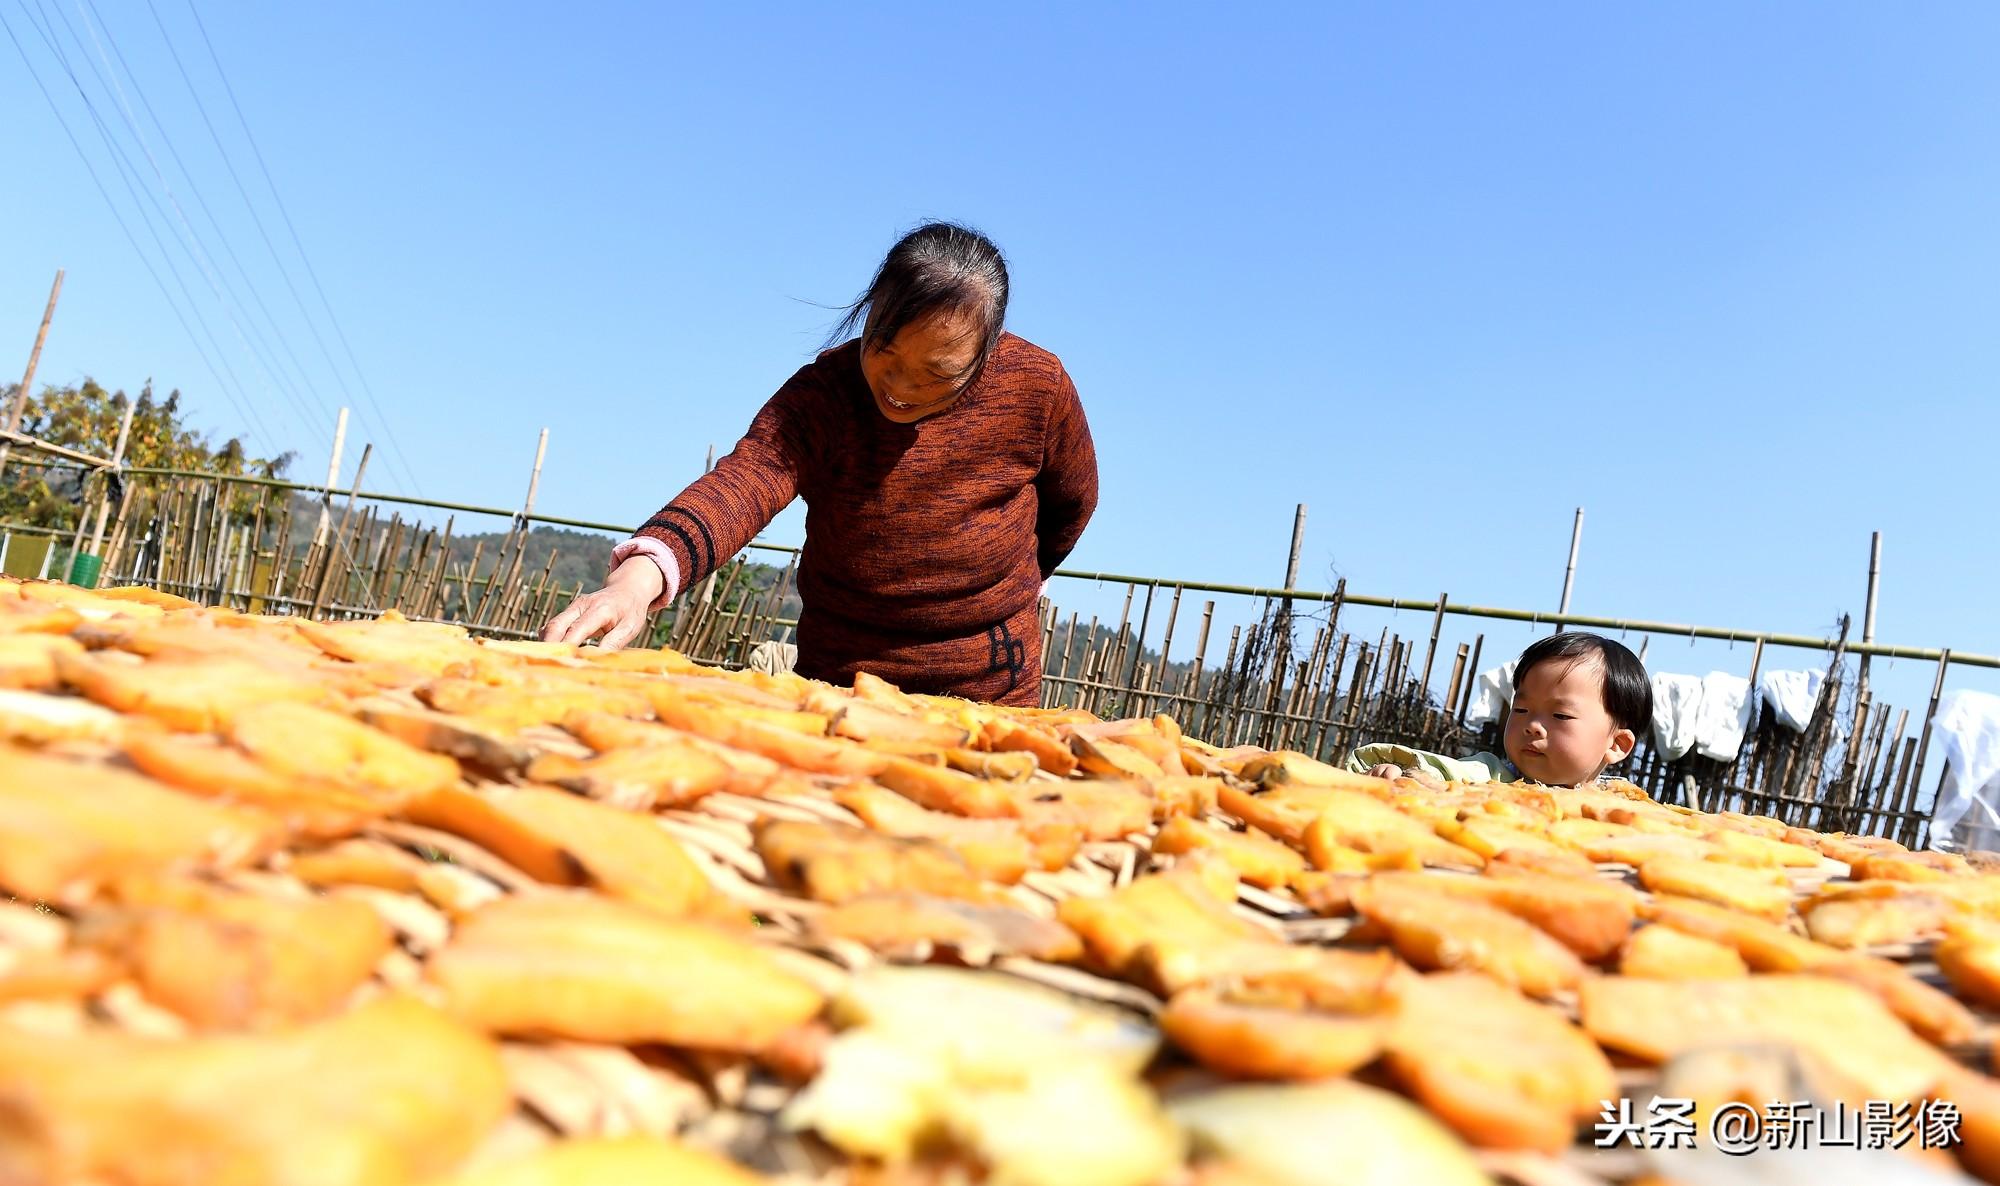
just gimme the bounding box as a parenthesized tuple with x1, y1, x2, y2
(1515, 632, 1653, 736)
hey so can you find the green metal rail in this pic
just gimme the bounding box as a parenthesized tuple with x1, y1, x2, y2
(11, 465, 1983, 672)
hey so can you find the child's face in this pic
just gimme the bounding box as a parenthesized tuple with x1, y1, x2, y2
(1503, 657, 1636, 786)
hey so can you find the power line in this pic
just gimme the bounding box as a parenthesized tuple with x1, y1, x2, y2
(77, 0, 338, 443)
(45, 0, 327, 454)
(181, 0, 425, 496)
(5, 0, 278, 449)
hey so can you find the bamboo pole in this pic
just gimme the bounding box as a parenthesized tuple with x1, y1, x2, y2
(0, 269, 64, 479)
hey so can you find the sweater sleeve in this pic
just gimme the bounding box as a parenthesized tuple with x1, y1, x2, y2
(631, 377, 813, 594)
(1345, 742, 1513, 785)
(1035, 368, 1099, 579)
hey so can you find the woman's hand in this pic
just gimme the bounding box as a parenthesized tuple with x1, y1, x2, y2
(541, 556, 665, 649)
(1366, 764, 1403, 781)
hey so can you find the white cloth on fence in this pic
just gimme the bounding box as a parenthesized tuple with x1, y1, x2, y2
(746, 640, 798, 676)
(1462, 659, 1518, 729)
(1927, 689, 2000, 843)
(1649, 673, 1705, 761)
(1760, 670, 1827, 734)
(1692, 670, 1754, 761)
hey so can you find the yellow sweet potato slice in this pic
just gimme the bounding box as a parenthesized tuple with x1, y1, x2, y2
(296, 612, 492, 676)
(1385, 971, 1616, 1151)
(654, 694, 887, 777)
(1304, 792, 1484, 871)
(1640, 894, 1833, 971)
(833, 783, 1073, 881)
(1802, 883, 1959, 948)
(0, 946, 120, 1004)
(430, 1137, 768, 1186)
(809, 893, 1084, 962)
(1368, 870, 1635, 963)
(356, 705, 534, 777)
(1816, 954, 1980, 1048)
(92, 585, 201, 610)
(17, 580, 166, 619)
(1581, 974, 1954, 1102)
(1070, 734, 1169, 780)
(0, 686, 125, 744)
(874, 755, 1023, 818)
(403, 784, 712, 915)
(1056, 858, 1271, 990)
(1937, 920, 2000, 1008)
(1618, 924, 1749, 978)
(942, 746, 1039, 781)
(524, 741, 733, 810)
(1016, 779, 1154, 841)
(1162, 987, 1387, 1081)
(1851, 851, 1975, 883)
(753, 819, 1003, 905)
(1171, 1081, 1490, 1186)
(1150, 775, 1224, 821)
(1570, 828, 1719, 866)
(1152, 816, 1307, 889)
(0, 746, 282, 904)
(983, 718, 1079, 776)
(122, 730, 387, 839)
(0, 993, 509, 1186)
(1702, 827, 1823, 869)
(807, 689, 970, 749)
(0, 592, 83, 634)
(419, 677, 653, 732)
(1434, 815, 1570, 864)
(429, 892, 823, 1051)
(0, 632, 80, 690)
(228, 702, 461, 803)
(1217, 782, 1344, 848)
(285, 839, 427, 893)
(1636, 856, 1792, 922)
(1233, 750, 1393, 793)
(1480, 846, 1600, 881)
(58, 652, 340, 731)
(83, 876, 392, 1030)
(1350, 877, 1584, 996)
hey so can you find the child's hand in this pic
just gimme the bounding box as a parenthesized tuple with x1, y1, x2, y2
(1366, 764, 1402, 780)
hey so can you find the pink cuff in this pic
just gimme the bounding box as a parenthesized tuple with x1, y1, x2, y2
(610, 537, 681, 610)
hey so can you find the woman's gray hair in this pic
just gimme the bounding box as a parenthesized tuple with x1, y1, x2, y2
(828, 222, 1009, 372)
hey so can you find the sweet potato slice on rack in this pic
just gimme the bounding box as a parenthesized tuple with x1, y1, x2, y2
(1640, 894, 1834, 971)
(0, 993, 509, 1186)
(1367, 870, 1635, 963)
(403, 784, 712, 915)
(1618, 924, 1749, 979)
(228, 702, 461, 804)
(1566, 827, 1718, 866)
(1016, 778, 1154, 841)
(525, 740, 734, 810)
(429, 892, 824, 1051)
(832, 784, 1076, 881)
(0, 685, 125, 744)
(1233, 750, 1393, 793)
(1937, 919, 2000, 1007)
(1152, 816, 1307, 889)
(1216, 783, 1344, 848)
(58, 652, 340, 731)
(1170, 1081, 1491, 1186)
(807, 688, 970, 749)
(0, 591, 83, 634)
(1702, 827, 1823, 869)
(1434, 815, 1572, 865)
(809, 893, 1084, 962)
(874, 755, 1024, 817)
(654, 694, 887, 777)
(0, 632, 80, 690)
(357, 705, 535, 778)
(81, 875, 392, 1030)
(1817, 954, 1980, 1048)
(942, 746, 1039, 781)
(0, 746, 282, 904)
(419, 677, 653, 733)
(1150, 775, 1224, 821)
(1802, 882, 1960, 949)
(123, 730, 387, 838)
(430, 1137, 769, 1186)
(1635, 856, 1792, 922)
(1581, 974, 1955, 1102)
(1350, 876, 1585, 996)
(0, 946, 119, 1004)
(1162, 966, 1396, 1082)
(296, 612, 495, 676)
(1070, 734, 1170, 780)
(982, 718, 1079, 776)
(753, 818, 1004, 905)
(1850, 851, 1976, 883)
(1384, 971, 1616, 1151)
(1304, 792, 1484, 871)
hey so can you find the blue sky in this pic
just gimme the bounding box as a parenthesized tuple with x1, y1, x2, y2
(5, 1, 1998, 724)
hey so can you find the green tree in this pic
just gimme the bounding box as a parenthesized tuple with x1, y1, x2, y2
(0, 379, 293, 530)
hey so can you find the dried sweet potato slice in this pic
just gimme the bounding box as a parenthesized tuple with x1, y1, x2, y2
(1152, 816, 1307, 889)
(1150, 775, 1223, 821)
(82, 876, 392, 1030)
(1851, 851, 1974, 883)
(1816, 954, 1980, 1048)
(1217, 783, 1345, 847)
(296, 612, 493, 676)
(285, 839, 428, 893)
(429, 892, 823, 1050)
(525, 741, 733, 810)
(1434, 816, 1571, 864)
(874, 755, 1023, 817)
(942, 747, 1039, 781)
(1056, 858, 1281, 993)
(1162, 986, 1387, 1081)
(1233, 751, 1393, 793)
(0, 686, 125, 744)
(1070, 735, 1169, 780)
(0, 592, 83, 634)
(983, 719, 1079, 776)
(832, 784, 1076, 881)
(58, 652, 340, 731)
(1802, 883, 1959, 948)
(419, 677, 653, 732)
(807, 688, 969, 749)
(1384, 971, 1615, 1151)
(1567, 828, 1718, 866)
(1640, 894, 1834, 971)
(1636, 856, 1791, 922)
(1937, 919, 2000, 1007)
(1350, 877, 1585, 996)
(1702, 827, 1823, 869)
(1015, 779, 1154, 841)
(0, 946, 120, 1004)
(0, 746, 282, 903)
(357, 705, 534, 778)
(0, 632, 80, 690)
(654, 694, 887, 777)
(1618, 924, 1749, 978)
(0, 993, 509, 1186)
(228, 702, 461, 804)
(1366, 870, 1635, 963)
(1304, 792, 1484, 872)
(1480, 846, 1600, 880)
(809, 893, 1084, 962)
(430, 1137, 768, 1186)
(754, 818, 1004, 904)
(403, 784, 712, 915)
(1170, 1081, 1490, 1186)
(123, 730, 388, 839)
(1580, 974, 1954, 1102)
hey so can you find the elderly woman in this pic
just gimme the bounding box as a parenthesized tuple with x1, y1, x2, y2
(544, 222, 1098, 706)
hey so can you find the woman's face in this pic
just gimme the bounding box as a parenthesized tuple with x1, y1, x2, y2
(859, 305, 986, 424)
